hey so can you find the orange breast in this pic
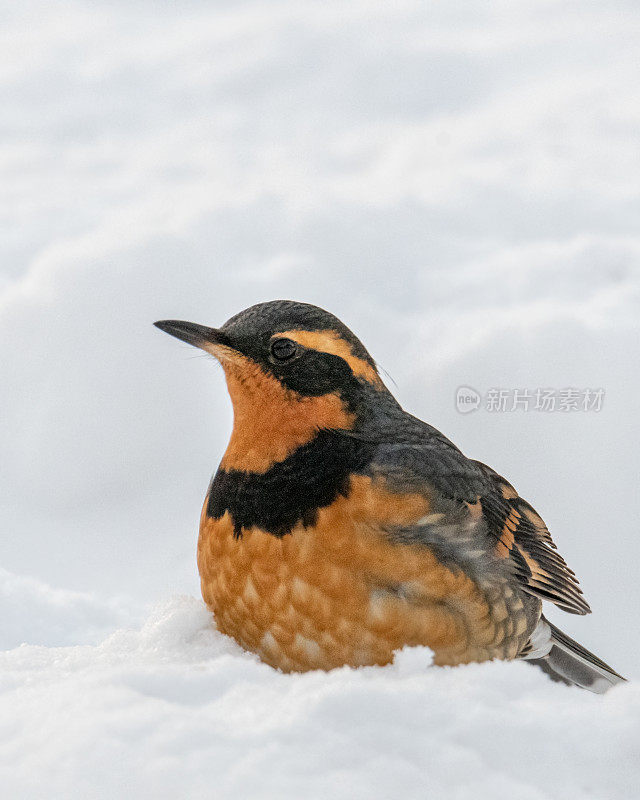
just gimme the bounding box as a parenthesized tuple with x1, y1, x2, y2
(197, 475, 527, 671)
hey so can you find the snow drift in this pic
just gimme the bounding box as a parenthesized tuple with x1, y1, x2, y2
(1, 596, 637, 800)
(2, 1, 639, 795)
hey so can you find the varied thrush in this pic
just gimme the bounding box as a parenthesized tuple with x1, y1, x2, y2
(155, 300, 624, 692)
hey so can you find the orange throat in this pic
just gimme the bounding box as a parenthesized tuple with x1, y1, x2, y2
(219, 358, 356, 473)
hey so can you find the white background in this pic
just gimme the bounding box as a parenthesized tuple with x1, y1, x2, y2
(1, 3, 639, 795)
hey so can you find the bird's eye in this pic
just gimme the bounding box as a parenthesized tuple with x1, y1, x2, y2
(270, 338, 298, 362)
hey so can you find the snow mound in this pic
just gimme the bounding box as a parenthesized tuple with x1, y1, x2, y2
(1, 596, 637, 800)
(0, 567, 134, 649)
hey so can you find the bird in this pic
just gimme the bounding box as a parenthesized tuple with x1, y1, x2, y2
(154, 300, 624, 692)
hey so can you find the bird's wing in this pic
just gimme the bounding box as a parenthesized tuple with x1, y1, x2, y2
(472, 460, 590, 615)
(371, 432, 590, 616)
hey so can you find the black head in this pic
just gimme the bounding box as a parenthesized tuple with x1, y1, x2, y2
(154, 300, 383, 398)
(155, 301, 391, 530)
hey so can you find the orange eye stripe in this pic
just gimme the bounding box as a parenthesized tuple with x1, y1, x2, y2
(277, 329, 384, 387)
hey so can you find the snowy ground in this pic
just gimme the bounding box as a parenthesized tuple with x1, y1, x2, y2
(2, 596, 638, 800)
(2, 0, 640, 796)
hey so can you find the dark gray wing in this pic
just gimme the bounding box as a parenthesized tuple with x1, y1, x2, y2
(365, 420, 590, 615)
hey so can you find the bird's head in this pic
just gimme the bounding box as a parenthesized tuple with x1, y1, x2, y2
(154, 300, 388, 472)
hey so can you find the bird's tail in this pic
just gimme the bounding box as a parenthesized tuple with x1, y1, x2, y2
(522, 616, 625, 694)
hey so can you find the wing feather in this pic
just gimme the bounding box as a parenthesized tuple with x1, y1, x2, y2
(475, 462, 591, 615)
(360, 420, 590, 617)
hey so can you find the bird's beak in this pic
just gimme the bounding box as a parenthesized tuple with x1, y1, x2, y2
(153, 319, 235, 356)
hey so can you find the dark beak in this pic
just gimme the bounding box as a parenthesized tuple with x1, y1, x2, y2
(153, 320, 233, 350)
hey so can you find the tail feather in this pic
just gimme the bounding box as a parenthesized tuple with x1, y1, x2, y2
(522, 617, 625, 694)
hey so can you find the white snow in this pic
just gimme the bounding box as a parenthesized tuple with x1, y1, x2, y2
(2, 596, 638, 800)
(1, 0, 639, 795)
(0, 567, 135, 650)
